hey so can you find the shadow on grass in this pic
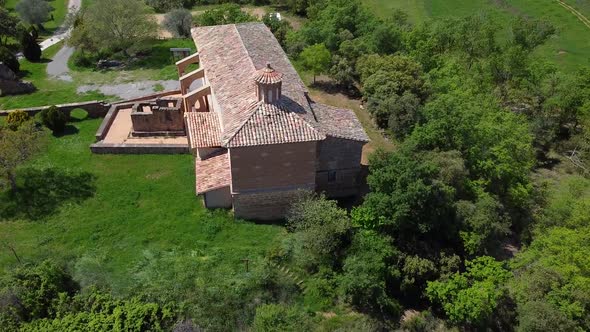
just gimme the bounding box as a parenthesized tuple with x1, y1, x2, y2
(53, 125, 80, 137)
(0, 168, 97, 221)
(312, 80, 362, 99)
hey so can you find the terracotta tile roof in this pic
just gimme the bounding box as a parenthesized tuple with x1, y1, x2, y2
(253, 63, 283, 84)
(185, 112, 221, 148)
(191, 22, 369, 146)
(195, 150, 231, 194)
(313, 103, 370, 142)
(225, 101, 325, 147)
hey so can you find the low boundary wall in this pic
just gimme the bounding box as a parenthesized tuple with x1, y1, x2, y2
(90, 143, 189, 154)
(0, 101, 111, 118)
(0, 90, 182, 118)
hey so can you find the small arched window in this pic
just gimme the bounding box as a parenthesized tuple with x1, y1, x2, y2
(267, 89, 273, 103)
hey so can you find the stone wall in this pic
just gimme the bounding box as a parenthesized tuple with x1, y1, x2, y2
(131, 98, 185, 135)
(95, 103, 134, 141)
(0, 101, 111, 119)
(229, 142, 317, 192)
(315, 137, 365, 197)
(232, 187, 312, 220)
(90, 142, 188, 154)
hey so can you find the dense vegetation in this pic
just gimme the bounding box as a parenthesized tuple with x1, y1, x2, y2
(1, 0, 589, 331)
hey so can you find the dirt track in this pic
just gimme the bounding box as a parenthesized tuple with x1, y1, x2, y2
(557, 0, 590, 30)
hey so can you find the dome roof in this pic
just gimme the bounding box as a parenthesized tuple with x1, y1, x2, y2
(253, 63, 283, 84)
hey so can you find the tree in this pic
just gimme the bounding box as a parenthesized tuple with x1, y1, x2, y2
(15, 0, 52, 28)
(286, 192, 352, 269)
(0, 46, 19, 73)
(20, 29, 41, 62)
(163, 8, 192, 38)
(510, 226, 590, 331)
(426, 256, 511, 326)
(196, 4, 256, 27)
(262, 13, 292, 47)
(0, 121, 46, 191)
(0, 8, 19, 46)
(338, 230, 402, 317)
(511, 16, 555, 51)
(145, 0, 185, 13)
(386, 92, 422, 138)
(39, 106, 68, 134)
(0, 260, 77, 325)
(455, 192, 511, 256)
(83, 0, 157, 55)
(300, 43, 331, 84)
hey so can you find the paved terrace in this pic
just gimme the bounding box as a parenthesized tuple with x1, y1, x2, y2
(103, 107, 187, 145)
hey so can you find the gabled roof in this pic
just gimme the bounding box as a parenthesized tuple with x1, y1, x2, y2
(313, 103, 370, 142)
(191, 22, 369, 147)
(185, 111, 221, 148)
(224, 101, 325, 147)
(195, 150, 231, 194)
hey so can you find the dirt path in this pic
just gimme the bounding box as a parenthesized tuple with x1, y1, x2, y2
(40, 0, 81, 51)
(46, 46, 74, 81)
(557, 0, 590, 30)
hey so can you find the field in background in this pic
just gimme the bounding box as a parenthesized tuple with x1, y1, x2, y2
(363, 0, 590, 73)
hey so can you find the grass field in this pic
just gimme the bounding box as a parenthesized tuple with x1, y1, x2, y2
(69, 38, 196, 84)
(363, 0, 590, 73)
(0, 43, 107, 110)
(0, 112, 283, 295)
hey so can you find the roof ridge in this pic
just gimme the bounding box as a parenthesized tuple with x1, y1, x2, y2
(224, 101, 325, 148)
(221, 100, 262, 147)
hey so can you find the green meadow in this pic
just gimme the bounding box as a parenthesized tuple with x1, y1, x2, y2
(363, 0, 590, 73)
(0, 111, 283, 296)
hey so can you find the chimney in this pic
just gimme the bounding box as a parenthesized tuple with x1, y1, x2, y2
(253, 63, 283, 104)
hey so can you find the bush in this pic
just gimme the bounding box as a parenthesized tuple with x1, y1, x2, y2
(70, 49, 96, 68)
(252, 304, 312, 332)
(0, 46, 20, 73)
(163, 9, 193, 38)
(39, 106, 68, 133)
(20, 31, 41, 62)
(145, 0, 188, 12)
(6, 110, 31, 130)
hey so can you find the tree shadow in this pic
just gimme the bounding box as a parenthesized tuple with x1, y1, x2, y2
(311, 80, 362, 99)
(0, 168, 97, 221)
(53, 125, 80, 137)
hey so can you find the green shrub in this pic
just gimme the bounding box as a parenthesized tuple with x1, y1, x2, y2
(0, 46, 20, 73)
(6, 110, 31, 130)
(39, 106, 68, 133)
(71, 50, 96, 68)
(252, 304, 313, 332)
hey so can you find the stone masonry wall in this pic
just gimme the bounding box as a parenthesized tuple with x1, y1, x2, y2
(230, 142, 317, 192)
(0, 101, 111, 118)
(232, 187, 313, 220)
(316, 137, 365, 197)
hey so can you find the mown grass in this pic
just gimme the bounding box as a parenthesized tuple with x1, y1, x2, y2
(68, 38, 195, 84)
(0, 43, 107, 110)
(5, 0, 68, 38)
(362, 0, 590, 73)
(0, 112, 283, 295)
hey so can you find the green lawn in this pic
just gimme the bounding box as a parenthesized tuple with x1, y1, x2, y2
(69, 38, 196, 84)
(0, 43, 107, 110)
(362, 0, 590, 73)
(0, 38, 196, 110)
(5, 0, 68, 38)
(0, 113, 283, 296)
